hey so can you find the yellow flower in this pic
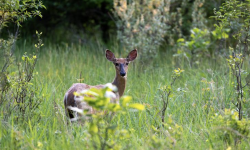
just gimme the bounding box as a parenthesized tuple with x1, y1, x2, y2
(37, 141, 43, 148)
(33, 55, 37, 59)
(225, 108, 231, 115)
(226, 146, 231, 150)
(130, 128, 135, 133)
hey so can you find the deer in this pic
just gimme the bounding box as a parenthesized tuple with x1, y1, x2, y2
(64, 49, 137, 120)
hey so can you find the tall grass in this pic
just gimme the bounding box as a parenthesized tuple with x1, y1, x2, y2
(1, 38, 250, 149)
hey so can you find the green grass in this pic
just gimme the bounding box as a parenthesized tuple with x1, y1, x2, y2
(1, 39, 250, 150)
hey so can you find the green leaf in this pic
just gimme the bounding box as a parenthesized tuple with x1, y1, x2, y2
(222, 32, 229, 38)
(177, 38, 185, 43)
(212, 31, 216, 37)
(151, 125, 159, 132)
(89, 123, 98, 134)
(89, 88, 102, 96)
(108, 103, 121, 112)
(187, 41, 195, 49)
(192, 28, 200, 33)
(83, 97, 96, 102)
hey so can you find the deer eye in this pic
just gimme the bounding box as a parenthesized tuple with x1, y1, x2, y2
(115, 63, 119, 66)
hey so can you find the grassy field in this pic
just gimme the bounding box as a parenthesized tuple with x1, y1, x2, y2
(1, 38, 250, 150)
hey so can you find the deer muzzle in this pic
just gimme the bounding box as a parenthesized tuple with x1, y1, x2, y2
(120, 64, 126, 77)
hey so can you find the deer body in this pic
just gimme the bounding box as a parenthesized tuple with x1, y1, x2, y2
(64, 50, 137, 119)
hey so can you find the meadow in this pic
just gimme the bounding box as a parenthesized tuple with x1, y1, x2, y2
(1, 37, 250, 150)
(2, 0, 250, 149)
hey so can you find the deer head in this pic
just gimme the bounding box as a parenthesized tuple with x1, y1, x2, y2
(106, 49, 137, 77)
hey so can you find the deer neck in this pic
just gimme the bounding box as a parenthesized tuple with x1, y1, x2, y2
(112, 73, 126, 98)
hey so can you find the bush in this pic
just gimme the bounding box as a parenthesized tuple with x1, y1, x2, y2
(210, 109, 250, 146)
(0, 0, 45, 121)
(213, 0, 250, 120)
(113, 0, 171, 61)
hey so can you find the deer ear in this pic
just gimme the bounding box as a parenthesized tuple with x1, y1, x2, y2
(127, 49, 137, 61)
(106, 50, 116, 61)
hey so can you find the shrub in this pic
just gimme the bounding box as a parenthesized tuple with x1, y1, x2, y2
(213, 0, 250, 120)
(174, 28, 210, 67)
(174, 27, 230, 67)
(113, 0, 171, 61)
(210, 109, 250, 146)
(0, 0, 45, 121)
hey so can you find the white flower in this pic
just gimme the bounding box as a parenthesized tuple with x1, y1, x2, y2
(105, 83, 118, 92)
(105, 91, 117, 99)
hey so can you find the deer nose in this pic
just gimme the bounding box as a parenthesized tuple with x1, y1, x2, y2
(120, 64, 126, 76)
(120, 72, 126, 76)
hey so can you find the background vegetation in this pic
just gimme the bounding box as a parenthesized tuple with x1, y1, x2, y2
(1, 0, 250, 149)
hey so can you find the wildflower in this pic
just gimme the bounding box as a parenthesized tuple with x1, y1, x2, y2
(105, 83, 118, 92)
(37, 141, 43, 148)
(105, 91, 116, 99)
(226, 146, 231, 150)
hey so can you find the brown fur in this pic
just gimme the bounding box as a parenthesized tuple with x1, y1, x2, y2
(64, 49, 137, 119)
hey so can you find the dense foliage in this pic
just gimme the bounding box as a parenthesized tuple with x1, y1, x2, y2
(21, 0, 115, 41)
(9, 1, 225, 43)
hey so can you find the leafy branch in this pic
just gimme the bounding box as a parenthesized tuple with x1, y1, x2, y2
(70, 84, 144, 150)
(158, 68, 184, 127)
